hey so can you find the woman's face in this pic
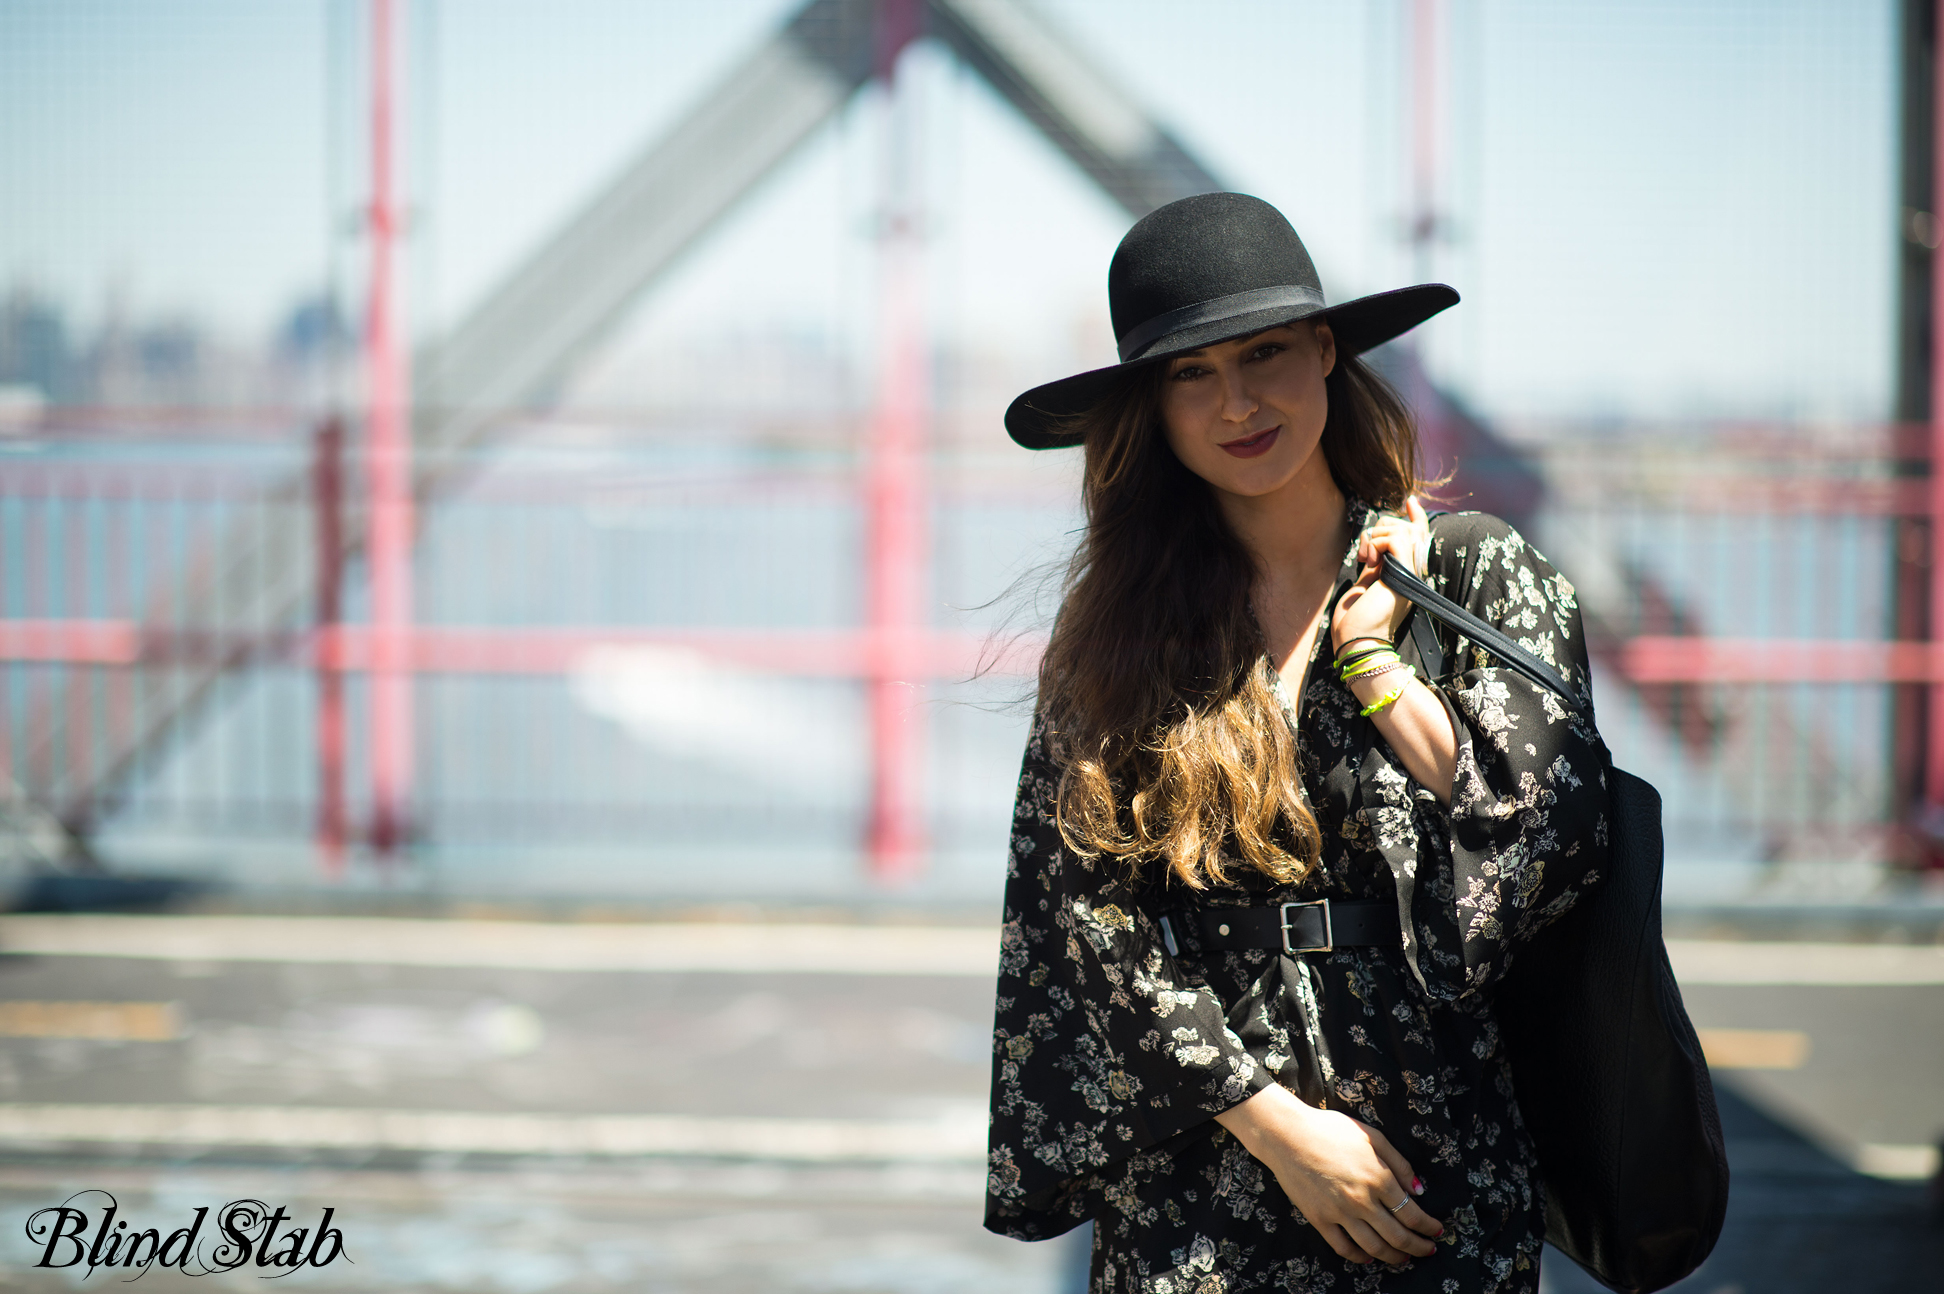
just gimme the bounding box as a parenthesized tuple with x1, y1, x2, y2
(1159, 321, 1336, 500)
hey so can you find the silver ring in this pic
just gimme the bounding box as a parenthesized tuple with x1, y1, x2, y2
(1387, 1197, 1409, 1215)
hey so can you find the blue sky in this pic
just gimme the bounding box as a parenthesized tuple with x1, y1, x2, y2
(0, 0, 1898, 422)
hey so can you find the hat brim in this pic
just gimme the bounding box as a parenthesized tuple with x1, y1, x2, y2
(1004, 283, 1459, 450)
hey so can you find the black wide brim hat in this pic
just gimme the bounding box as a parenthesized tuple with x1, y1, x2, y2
(1005, 192, 1459, 450)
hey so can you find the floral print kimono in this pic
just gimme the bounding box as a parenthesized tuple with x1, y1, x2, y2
(985, 508, 1612, 1293)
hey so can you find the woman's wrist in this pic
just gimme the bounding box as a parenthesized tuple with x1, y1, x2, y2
(1214, 1082, 1316, 1155)
(1330, 630, 1391, 658)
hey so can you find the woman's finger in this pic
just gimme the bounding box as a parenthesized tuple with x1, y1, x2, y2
(1367, 528, 1418, 553)
(1356, 1122, 1441, 1242)
(1405, 496, 1432, 566)
(1321, 1223, 1375, 1265)
(1343, 1218, 1414, 1267)
(1359, 532, 1421, 581)
(1405, 496, 1432, 570)
(1366, 1203, 1439, 1260)
(1384, 1196, 1445, 1244)
(1361, 1124, 1417, 1198)
(1358, 519, 1413, 549)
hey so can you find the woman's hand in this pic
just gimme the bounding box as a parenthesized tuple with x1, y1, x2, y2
(1330, 495, 1432, 654)
(1327, 494, 1457, 800)
(1214, 1084, 1442, 1266)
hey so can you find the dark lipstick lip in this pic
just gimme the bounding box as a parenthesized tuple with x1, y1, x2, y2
(1218, 426, 1281, 458)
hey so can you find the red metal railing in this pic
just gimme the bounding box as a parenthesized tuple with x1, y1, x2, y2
(0, 413, 1930, 874)
(0, 418, 1057, 872)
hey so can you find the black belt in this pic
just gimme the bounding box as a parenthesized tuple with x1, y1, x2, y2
(1159, 899, 1400, 956)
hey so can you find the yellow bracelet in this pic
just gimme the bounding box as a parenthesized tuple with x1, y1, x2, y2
(1341, 652, 1402, 681)
(1359, 684, 1406, 718)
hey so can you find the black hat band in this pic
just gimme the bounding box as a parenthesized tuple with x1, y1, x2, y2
(1116, 284, 1326, 362)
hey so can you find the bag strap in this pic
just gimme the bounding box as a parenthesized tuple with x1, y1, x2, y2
(1404, 602, 1446, 680)
(1378, 553, 1589, 716)
(1397, 509, 1451, 683)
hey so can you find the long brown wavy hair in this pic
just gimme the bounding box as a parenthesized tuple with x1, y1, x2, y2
(1038, 344, 1429, 891)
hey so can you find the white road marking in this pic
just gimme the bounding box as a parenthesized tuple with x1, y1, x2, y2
(1853, 1142, 1941, 1180)
(1666, 939, 1944, 986)
(0, 1104, 987, 1163)
(3, 917, 1939, 985)
(2, 1101, 1926, 1181)
(0, 915, 999, 976)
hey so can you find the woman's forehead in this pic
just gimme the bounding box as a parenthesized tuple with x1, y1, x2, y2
(1171, 320, 1319, 360)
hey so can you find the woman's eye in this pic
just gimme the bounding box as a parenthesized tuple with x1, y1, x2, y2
(1248, 344, 1285, 362)
(1170, 365, 1207, 381)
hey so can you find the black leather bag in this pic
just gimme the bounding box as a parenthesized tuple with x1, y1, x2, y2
(1380, 555, 1730, 1294)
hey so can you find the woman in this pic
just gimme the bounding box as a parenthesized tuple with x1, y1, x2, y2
(984, 192, 1610, 1293)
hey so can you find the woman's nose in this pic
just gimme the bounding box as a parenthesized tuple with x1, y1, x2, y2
(1218, 368, 1257, 421)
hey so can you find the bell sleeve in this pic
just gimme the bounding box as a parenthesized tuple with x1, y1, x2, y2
(984, 717, 1277, 1240)
(1358, 512, 1612, 1003)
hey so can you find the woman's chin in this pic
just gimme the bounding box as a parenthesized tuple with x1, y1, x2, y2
(1201, 455, 1305, 501)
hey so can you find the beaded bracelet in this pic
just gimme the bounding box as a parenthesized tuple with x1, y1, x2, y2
(1360, 684, 1407, 718)
(1340, 649, 1402, 682)
(1347, 658, 1413, 686)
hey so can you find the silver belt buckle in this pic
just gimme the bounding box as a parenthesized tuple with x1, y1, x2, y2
(1280, 899, 1333, 954)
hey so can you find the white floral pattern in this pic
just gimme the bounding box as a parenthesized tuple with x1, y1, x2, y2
(986, 510, 1610, 1293)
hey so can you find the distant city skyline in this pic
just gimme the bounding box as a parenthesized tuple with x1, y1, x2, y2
(0, 0, 1898, 423)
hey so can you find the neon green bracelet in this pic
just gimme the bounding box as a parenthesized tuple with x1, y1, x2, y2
(1334, 646, 1393, 676)
(1359, 685, 1406, 718)
(1340, 650, 1402, 681)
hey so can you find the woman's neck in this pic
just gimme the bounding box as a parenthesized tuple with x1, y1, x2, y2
(1213, 451, 1352, 582)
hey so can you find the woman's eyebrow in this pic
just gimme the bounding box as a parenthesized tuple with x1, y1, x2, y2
(1174, 326, 1293, 365)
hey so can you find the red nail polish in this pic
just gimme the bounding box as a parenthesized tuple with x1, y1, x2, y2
(1410, 1176, 1424, 1194)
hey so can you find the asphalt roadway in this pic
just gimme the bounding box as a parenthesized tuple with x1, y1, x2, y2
(0, 914, 1936, 1293)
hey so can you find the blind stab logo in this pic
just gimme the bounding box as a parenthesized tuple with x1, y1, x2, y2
(25, 1192, 349, 1278)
